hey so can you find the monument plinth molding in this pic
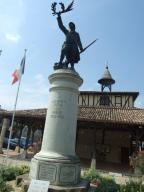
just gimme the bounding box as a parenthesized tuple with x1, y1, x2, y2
(30, 69, 83, 186)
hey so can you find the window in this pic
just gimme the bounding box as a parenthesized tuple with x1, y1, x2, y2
(100, 95, 110, 106)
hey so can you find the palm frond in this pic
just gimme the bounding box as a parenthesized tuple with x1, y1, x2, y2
(65, 0, 74, 12)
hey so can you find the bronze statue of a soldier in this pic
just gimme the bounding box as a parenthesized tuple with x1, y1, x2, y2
(56, 12, 83, 70)
(51, 1, 97, 70)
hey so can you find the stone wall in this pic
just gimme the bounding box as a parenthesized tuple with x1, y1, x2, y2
(76, 128, 130, 164)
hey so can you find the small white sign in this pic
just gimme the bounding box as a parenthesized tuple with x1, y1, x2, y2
(28, 179, 50, 192)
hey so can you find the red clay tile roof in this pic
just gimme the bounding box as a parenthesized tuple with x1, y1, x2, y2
(1, 107, 144, 125)
(79, 106, 144, 125)
(0, 108, 47, 118)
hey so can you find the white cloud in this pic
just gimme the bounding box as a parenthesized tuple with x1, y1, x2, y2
(5, 33, 21, 43)
(0, 0, 25, 44)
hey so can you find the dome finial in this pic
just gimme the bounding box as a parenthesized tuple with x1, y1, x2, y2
(106, 61, 108, 69)
(98, 64, 115, 92)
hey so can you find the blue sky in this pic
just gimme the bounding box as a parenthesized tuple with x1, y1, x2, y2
(0, 0, 144, 109)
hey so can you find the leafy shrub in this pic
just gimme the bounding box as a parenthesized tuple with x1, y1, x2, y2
(82, 169, 119, 192)
(18, 165, 30, 175)
(82, 168, 101, 181)
(100, 175, 119, 192)
(0, 176, 13, 192)
(0, 167, 17, 181)
(82, 169, 144, 192)
(119, 181, 144, 192)
(0, 165, 30, 181)
(0, 165, 30, 192)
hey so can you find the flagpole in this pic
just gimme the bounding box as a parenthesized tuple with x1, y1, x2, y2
(5, 49, 27, 164)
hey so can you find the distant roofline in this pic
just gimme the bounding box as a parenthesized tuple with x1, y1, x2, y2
(1, 106, 144, 125)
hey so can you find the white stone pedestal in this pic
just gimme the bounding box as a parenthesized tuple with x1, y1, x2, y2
(30, 69, 83, 186)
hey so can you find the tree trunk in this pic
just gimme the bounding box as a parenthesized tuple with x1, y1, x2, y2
(0, 118, 10, 154)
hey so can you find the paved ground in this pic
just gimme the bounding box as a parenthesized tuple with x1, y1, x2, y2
(0, 148, 143, 187)
(0, 148, 31, 167)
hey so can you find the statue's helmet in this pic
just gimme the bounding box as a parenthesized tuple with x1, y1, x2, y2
(69, 22, 75, 31)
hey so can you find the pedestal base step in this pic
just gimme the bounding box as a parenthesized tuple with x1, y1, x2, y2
(48, 179, 90, 192)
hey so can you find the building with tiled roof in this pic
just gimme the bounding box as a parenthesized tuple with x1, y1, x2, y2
(0, 66, 144, 171)
(1, 106, 144, 126)
(76, 66, 144, 169)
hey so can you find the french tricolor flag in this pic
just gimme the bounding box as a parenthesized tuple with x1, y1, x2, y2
(12, 51, 26, 85)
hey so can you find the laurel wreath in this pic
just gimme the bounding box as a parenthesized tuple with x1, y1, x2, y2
(51, 1, 74, 16)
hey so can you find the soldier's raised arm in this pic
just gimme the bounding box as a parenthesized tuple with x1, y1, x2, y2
(57, 14, 68, 35)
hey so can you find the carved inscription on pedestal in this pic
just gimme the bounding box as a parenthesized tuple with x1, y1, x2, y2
(50, 99, 66, 119)
(59, 166, 76, 183)
(38, 164, 57, 182)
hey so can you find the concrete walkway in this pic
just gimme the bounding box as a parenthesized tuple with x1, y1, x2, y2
(0, 148, 31, 166)
(0, 149, 143, 186)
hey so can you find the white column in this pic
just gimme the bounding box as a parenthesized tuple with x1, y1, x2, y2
(30, 69, 83, 186)
(0, 118, 10, 154)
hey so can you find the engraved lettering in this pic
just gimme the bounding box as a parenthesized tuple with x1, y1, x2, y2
(39, 164, 56, 182)
(49, 99, 65, 119)
(60, 166, 76, 183)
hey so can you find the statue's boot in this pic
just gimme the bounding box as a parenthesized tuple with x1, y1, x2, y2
(70, 63, 75, 71)
(54, 62, 62, 70)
